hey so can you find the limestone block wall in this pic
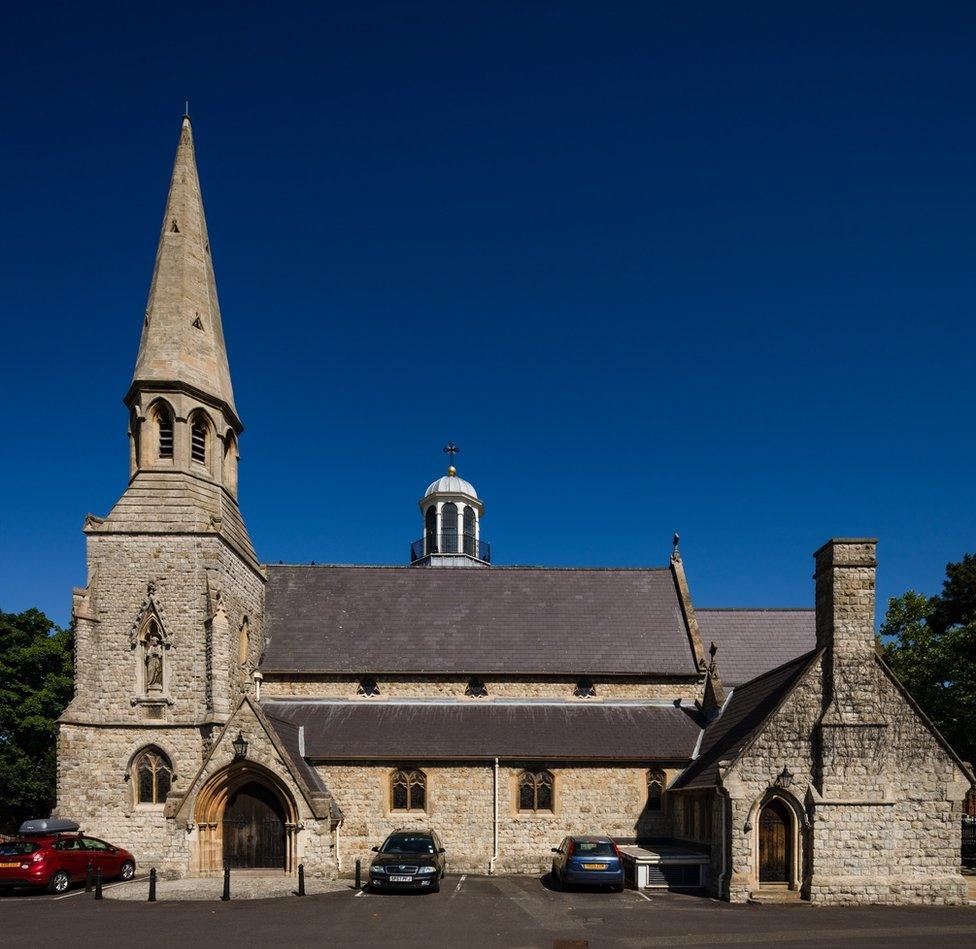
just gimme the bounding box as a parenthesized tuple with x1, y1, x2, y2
(68, 533, 262, 724)
(318, 761, 677, 876)
(720, 652, 969, 905)
(261, 674, 699, 703)
(55, 723, 204, 871)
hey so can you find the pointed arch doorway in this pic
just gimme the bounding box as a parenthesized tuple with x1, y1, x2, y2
(194, 762, 299, 874)
(758, 798, 792, 884)
(223, 781, 286, 869)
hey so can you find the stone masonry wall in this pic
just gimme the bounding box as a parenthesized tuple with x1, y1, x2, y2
(262, 675, 699, 702)
(721, 652, 969, 905)
(55, 723, 203, 871)
(319, 761, 677, 876)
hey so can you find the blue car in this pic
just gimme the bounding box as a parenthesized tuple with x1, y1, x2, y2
(550, 836, 625, 891)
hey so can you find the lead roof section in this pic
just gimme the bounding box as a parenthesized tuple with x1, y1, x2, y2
(263, 700, 704, 760)
(261, 565, 700, 676)
(696, 609, 816, 687)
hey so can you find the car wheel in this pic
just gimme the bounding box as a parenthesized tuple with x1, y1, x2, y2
(119, 860, 135, 881)
(551, 869, 562, 891)
(614, 882, 624, 893)
(47, 870, 71, 894)
(430, 880, 440, 893)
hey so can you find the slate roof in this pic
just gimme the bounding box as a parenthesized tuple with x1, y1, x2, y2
(669, 649, 820, 791)
(262, 710, 329, 794)
(262, 565, 699, 676)
(696, 609, 816, 687)
(262, 701, 703, 760)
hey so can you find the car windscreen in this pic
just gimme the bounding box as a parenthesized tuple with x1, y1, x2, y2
(0, 842, 39, 856)
(380, 835, 435, 855)
(573, 840, 616, 856)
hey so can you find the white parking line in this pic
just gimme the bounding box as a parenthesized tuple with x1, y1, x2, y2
(354, 886, 369, 897)
(634, 889, 653, 902)
(451, 874, 466, 898)
(55, 878, 141, 900)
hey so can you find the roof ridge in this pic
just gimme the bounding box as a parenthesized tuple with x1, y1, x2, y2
(265, 563, 672, 572)
(725, 647, 818, 692)
(697, 607, 813, 613)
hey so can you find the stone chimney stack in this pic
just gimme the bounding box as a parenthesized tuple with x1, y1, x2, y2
(813, 538, 887, 797)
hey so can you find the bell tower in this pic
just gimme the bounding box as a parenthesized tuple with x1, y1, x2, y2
(57, 118, 266, 865)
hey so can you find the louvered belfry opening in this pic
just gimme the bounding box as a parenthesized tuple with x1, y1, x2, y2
(191, 418, 207, 465)
(157, 410, 174, 459)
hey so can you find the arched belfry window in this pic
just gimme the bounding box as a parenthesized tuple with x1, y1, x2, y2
(463, 505, 476, 556)
(441, 502, 458, 553)
(154, 403, 174, 460)
(518, 769, 554, 813)
(223, 431, 239, 495)
(646, 769, 665, 811)
(190, 416, 208, 466)
(134, 747, 173, 806)
(391, 769, 426, 812)
(425, 506, 437, 555)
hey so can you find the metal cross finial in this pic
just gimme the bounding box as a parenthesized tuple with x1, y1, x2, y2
(442, 442, 459, 458)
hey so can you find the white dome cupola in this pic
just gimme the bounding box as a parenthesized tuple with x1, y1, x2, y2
(411, 445, 489, 567)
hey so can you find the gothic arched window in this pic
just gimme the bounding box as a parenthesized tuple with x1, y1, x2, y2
(224, 431, 239, 495)
(463, 505, 476, 556)
(154, 403, 174, 460)
(646, 769, 665, 811)
(190, 415, 208, 466)
(518, 769, 554, 813)
(134, 748, 173, 805)
(425, 505, 437, 555)
(441, 503, 458, 553)
(391, 769, 426, 812)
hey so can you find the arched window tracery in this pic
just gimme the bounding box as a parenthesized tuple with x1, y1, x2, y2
(646, 769, 665, 811)
(391, 768, 426, 812)
(518, 769, 554, 812)
(134, 747, 173, 805)
(190, 415, 208, 466)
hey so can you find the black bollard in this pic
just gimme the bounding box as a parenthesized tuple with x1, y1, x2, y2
(221, 866, 230, 901)
(354, 858, 361, 891)
(297, 863, 305, 896)
(148, 867, 157, 902)
(85, 861, 93, 893)
(94, 867, 103, 900)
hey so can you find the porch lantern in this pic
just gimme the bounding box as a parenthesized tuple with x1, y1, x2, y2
(232, 731, 248, 760)
(774, 766, 793, 789)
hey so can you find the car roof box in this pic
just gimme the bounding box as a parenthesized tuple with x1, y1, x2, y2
(18, 818, 81, 835)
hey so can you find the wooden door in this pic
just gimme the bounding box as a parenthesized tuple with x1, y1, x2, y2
(222, 782, 286, 869)
(758, 799, 790, 884)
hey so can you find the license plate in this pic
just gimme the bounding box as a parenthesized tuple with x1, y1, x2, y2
(0, 862, 21, 868)
(389, 875, 413, 882)
(582, 863, 607, 870)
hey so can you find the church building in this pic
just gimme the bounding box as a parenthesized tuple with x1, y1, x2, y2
(55, 118, 973, 904)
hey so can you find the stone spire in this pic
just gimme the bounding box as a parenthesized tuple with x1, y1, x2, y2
(127, 115, 238, 426)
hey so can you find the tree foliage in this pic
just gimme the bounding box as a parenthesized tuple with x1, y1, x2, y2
(882, 553, 976, 766)
(0, 609, 73, 833)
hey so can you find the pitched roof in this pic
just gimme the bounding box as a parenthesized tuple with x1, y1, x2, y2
(262, 700, 703, 760)
(128, 116, 237, 420)
(261, 565, 700, 676)
(669, 649, 819, 790)
(696, 609, 816, 687)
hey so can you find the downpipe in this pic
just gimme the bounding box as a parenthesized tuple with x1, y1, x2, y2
(488, 756, 499, 874)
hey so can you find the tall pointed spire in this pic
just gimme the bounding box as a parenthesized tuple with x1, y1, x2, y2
(128, 116, 238, 424)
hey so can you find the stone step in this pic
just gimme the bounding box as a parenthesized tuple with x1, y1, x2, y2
(748, 887, 804, 904)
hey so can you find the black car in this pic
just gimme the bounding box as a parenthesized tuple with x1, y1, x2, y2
(368, 830, 446, 892)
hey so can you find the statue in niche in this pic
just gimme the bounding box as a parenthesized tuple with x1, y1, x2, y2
(144, 625, 164, 692)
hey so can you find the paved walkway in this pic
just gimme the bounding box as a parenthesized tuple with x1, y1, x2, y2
(2, 875, 974, 948)
(106, 873, 348, 901)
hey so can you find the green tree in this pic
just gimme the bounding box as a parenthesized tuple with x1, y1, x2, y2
(882, 554, 976, 766)
(0, 609, 73, 833)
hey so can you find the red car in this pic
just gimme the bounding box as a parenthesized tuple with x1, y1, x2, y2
(0, 821, 135, 894)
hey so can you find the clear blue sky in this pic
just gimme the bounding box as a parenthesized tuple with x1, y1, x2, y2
(1, 2, 973, 628)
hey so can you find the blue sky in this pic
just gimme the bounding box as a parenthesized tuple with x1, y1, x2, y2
(1, 2, 973, 627)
